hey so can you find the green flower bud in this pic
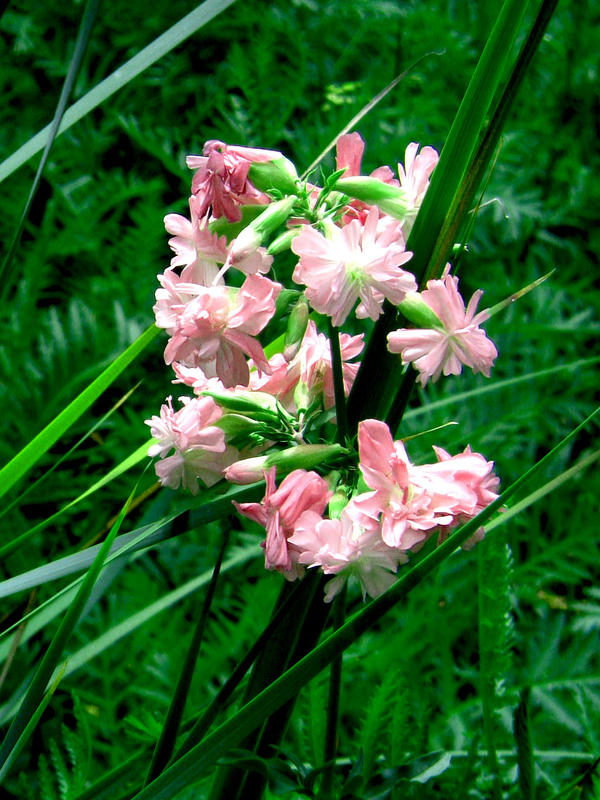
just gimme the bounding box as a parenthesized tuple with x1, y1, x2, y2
(328, 486, 349, 520)
(249, 156, 299, 194)
(225, 444, 347, 484)
(230, 196, 297, 260)
(398, 292, 445, 330)
(336, 176, 409, 219)
(267, 228, 301, 255)
(203, 389, 292, 424)
(284, 297, 310, 361)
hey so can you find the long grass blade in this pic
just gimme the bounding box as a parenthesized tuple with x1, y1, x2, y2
(0, 0, 101, 297)
(0, 480, 138, 775)
(129, 408, 599, 800)
(0, 324, 159, 501)
(0, 0, 239, 184)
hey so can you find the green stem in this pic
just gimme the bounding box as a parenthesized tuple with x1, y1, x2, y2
(328, 320, 349, 445)
(145, 528, 230, 784)
(321, 584, 347, 799)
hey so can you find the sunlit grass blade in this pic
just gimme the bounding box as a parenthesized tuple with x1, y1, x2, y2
(0, 383, 140, 524)
(128, 408, 599, 800)
(0, 439, 151, 561)
(0, 479, 138, 775)
(0, 662, 67, 783)
(0, 482, 262, 647)
(0, 324, 159, 501)
(0, 0, 101, 298)
(0, 542, 259, 727)
(0, 0, 239, 184)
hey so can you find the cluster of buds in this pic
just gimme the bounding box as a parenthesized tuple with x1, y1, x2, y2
(146, 132, 502, 601)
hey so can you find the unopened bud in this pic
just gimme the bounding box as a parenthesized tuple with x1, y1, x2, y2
(328, 487, 349, 520)
(284, 297, 310, 361)
(203, 389, 291, 424)
(225, 444, 346, 484)
(336, 176, 409, 219)
(229, 196, 297, 262)
(249, 156, 299, 194)
(267, 228, 301, 255)
(399, 292, 444, 330)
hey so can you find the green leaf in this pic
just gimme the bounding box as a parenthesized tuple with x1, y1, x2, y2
(0, 324, 159, 502)
(0, 0, 240, 184)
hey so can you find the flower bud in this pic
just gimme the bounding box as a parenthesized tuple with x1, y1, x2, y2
(225, 444, 346, 484)
(228, 196, 297, 262)
(398, 292, 444, 330)
(284, 297, 310, 361)
(336, 176, 409, 219)
(203, 389, 291, 424)
(267, 228, 301, 255)
(248, 156, 299, 194)
(328, 486, 349, 519)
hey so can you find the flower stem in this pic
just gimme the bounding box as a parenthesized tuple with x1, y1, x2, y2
(321, 583, 347, 799)
(328, 320, 349, 445)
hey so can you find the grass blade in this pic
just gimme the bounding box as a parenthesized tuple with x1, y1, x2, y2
(0, 480, 138, 775)
(0, 324, 159, 501)
(0, 0, 101, 297)
(0, 0, 239, 184)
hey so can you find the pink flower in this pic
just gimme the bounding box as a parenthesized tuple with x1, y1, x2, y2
(292, 208, 416, 326)
(187, 141, 276, 222)
(250, 321, 363, 411)
(387, 267, 497, 386)
(397, 142, 439, 231)
(163, 275, 281, 387)
(234, 467, 331, 578)
(145, 396, 231, 493)
(289, 506, 405, 602)
(352, 419, 456, 549)
(335, 132, 399, 224)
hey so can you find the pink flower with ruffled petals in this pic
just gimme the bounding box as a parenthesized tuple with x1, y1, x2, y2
(397, 142, 439, 231)
(289, 506, 405, 602)
(146, 396, 232, 493)
(292, 208, 416, 326)
(335, 132, 399, 224)
(250, 321, 363, 412)
(352, 419, 455, 549)
(186, 141, 277, 222)
(163, 275, 281, 388)
(234, 467, 331, 579)
(387, 267, 497, 386)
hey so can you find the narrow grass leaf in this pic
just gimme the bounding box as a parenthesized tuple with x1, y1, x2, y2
(0, 440, 151, 561)
(0, 0, 101, 296)
(513, 688, 536, 800)
(0, 481, 138, 774)
(129, 408, 599, 800)
(0, 324, 159, 501)
(0, 0, 239, 184)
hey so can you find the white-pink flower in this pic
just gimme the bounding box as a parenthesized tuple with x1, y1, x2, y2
(145, 396, 231, 493)
(397, 142, 439, 231)
(351, 419, 456, 549)
(250, 321, 363, 412)
(234, 467, 331, 579)
(162, 274, 281, 388)
(288, 506, 405, 602)
(187, 140, 276, 222)
(292, 208, 416, 326)
(387, 267, 498, 386)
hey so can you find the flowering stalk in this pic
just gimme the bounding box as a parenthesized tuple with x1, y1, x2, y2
(327, 319, 349, 445)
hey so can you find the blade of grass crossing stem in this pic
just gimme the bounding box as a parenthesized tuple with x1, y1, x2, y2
(347, 0, 532, 429)
(0, 480, 139, 775)
(0, 0, 101, 298)
(0, 324, 159, 501)
(0, 663, 67, 783)
(129, 409, 599, 800)
(146, 529, 231, 783)
(0, 439, 151, 561)
(0, 0, 238, 184)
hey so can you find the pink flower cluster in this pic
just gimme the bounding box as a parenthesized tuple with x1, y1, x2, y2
(146, 131, 503, 599)
(235, 419, 499, 602)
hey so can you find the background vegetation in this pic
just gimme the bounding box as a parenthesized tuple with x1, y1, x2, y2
(0, 0, 598, 797)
